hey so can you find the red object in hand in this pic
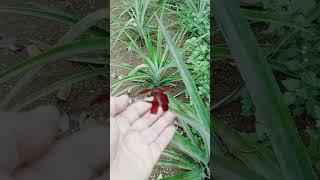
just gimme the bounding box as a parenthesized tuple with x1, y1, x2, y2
(139, 87, 171, 114)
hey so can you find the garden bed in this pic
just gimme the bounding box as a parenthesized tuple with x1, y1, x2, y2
(0, 0, 107, 135)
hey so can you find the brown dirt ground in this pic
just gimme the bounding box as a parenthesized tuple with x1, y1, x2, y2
(212, 62, 255, 133)
(0, 0, 107, 133)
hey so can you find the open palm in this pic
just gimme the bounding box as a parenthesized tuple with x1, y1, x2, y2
(110, 95, 176, 180)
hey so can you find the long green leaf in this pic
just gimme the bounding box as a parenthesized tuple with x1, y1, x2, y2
(111, 73, 150, 88)
(162, 150, 196, 166)
(0, 38, 106, 84)
(169, 98, 198, 146)
(172, 109, 209, 150)
(13, 68, 106, 111)
(161, 168, 204, 180)
(214, 154, 268, 180)
(157, 16, 209, 131)
(215, 119, 283, 180)
(57, 8, 108, 45)
(156, 159, 196, 170)
(0, 6, 107, 36)
(214, 0, 315, 179)
(1, 9, 108, 108)
(171, 132, 207, 164)
(158, 16, 211, 159)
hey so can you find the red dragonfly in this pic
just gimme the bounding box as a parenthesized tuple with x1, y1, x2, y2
(139, 87, 171, 114)
(88, 87, 171, 114)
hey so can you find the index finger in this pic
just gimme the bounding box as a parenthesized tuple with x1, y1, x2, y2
(110, 95, 129, 116)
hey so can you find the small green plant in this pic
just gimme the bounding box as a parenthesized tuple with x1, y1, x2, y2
(111, 25, 182, 95)
(184, 36, 210, 103)
(171, 0, 210, 37)
(112, 0, 165, 46)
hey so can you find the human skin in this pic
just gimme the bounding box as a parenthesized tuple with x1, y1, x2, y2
(110, 95, 176, 180)
(0, 95, 176, 180)
(0, 106, 107, 180)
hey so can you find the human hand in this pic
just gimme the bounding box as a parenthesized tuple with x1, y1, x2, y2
(110, 95, 177, 180)
(0, 106, 107, 180)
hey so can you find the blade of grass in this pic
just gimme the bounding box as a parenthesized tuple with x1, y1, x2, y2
(171, 132, 208, 164)
(214, 154, 268, 180)
(56, 8, 108, 46)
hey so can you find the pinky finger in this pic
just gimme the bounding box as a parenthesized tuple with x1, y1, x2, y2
(150, 126, 176, 163)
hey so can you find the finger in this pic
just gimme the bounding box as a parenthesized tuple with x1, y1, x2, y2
(115, 101, 151, 131)
(110, 95, 129, 116)
(130, 107, 164, 131)
(150, 126, 176, 163)
(141, 111, 176, 144)
(0, 106, 59, 174)
(15, 126, 107, 180)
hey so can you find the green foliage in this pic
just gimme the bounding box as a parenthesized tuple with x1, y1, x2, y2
(158, 15, 211, 179)
(167, 0, 210, 103)
(169, 0, 210, 45)
(213, 2, 320, 178)
(112, 0, 163, 46)
(282, 78, 320, 119)
(215, 0, 316, 179)
(184, 37, 210, 103)
(179, 3, 209, 37)
(238, 2, 320, 123)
